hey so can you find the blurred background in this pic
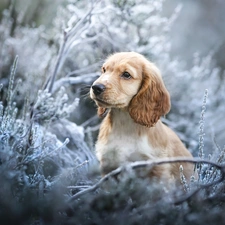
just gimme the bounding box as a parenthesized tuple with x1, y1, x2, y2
(0, 0, 225, 155)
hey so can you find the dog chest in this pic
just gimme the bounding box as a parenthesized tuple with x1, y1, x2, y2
(96, 132, 157, 173)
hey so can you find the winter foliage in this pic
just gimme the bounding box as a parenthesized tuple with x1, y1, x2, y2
(0, 0, 225, 224)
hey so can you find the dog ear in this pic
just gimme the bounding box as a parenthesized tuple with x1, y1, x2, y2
(128, 63, 170, 127)
(97, 107, 107, 117)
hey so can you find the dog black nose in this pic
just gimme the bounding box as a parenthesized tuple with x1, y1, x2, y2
(92, 83, 106, 96)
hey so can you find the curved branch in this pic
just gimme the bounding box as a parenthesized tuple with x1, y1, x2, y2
(68, 157, 225, 203)
(68, 165, 123, 202)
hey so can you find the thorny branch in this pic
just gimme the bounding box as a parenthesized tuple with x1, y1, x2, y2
(68, 157, 225, 204)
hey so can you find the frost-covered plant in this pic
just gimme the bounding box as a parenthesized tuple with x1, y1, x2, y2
(32, 87, 79, 124)
(0, 57, 94, 223)
(66, 156, 225, 225)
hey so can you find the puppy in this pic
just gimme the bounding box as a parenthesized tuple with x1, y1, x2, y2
(90, 52, 194, 184)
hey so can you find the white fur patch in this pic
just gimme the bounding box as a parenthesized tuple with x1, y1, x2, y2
(96, 110, 159, 172)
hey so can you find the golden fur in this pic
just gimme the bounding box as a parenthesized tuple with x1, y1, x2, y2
(90, 52, 194, 184)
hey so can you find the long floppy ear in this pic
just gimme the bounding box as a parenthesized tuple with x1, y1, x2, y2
(128, 63, 170, 127)
(97, 107, 107, 117)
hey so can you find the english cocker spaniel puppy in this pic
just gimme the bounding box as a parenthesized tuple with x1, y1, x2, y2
(90, 52, 194, 184)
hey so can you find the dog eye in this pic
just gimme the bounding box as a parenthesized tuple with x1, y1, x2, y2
(121, 72, 132, 79)
(102, 67, 106, 73)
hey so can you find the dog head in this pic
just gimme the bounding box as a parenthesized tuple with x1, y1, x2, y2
(90, 52, 170, 127)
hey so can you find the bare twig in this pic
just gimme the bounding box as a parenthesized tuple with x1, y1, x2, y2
(52, 72, 100, 93)
(67, 185, 91, 189)
(81, 115, 98, 128)
(68, 157, 225, 202)
(47, 30, 68, 93)
(66, 62, 100, 77)
(84, 124, 100, 133)
(68, 165, 123, 202)
(66, 1, 96, 39)
(45, 0, 123, 93)
(46, 1, 98, 93)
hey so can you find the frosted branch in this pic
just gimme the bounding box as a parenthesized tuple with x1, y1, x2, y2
(47, 1, 99, 93)
(52, 72, 100, 93)
(68, 157, 224, 202)
(66, 62, 100, 77)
